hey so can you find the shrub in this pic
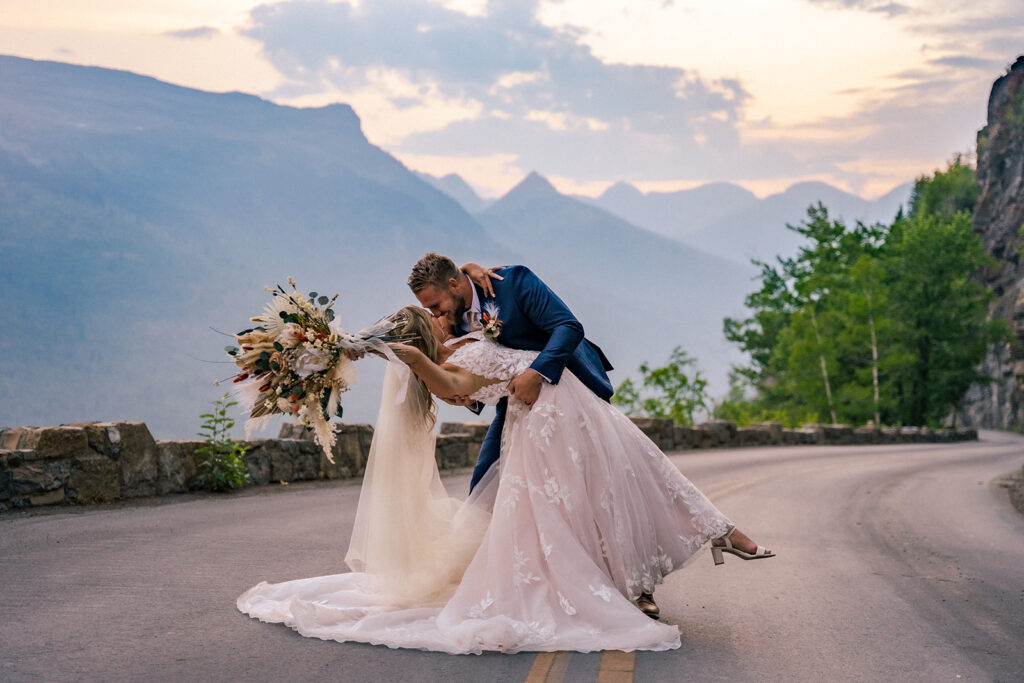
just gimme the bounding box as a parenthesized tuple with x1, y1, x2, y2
(196, 394, 251, 492)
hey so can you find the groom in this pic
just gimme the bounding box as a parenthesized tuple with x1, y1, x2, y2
(408, 253, 614, 487)
(407, 253, 662, 620)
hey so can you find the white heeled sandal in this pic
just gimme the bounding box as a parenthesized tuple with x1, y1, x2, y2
(711, 533, 775, 565)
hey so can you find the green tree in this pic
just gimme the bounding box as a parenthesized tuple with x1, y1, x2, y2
(884, 210, 1006, 425)
(908, 154, 978, 221)
(612, 346, 709, 426)
(723, 158, 1007, 427)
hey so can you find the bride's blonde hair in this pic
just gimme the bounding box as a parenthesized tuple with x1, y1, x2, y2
(388, 305, 440, 428)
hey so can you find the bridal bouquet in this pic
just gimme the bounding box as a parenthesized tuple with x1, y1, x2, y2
(225, 278, 415, 461)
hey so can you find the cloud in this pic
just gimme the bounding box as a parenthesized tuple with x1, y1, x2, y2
(805, 0, 911, 17)
(244, 0, 757, 180)
(868, 3, 911, 18)
(241, 0, 1021, 196)
(163, 26, 221, 40)
(929, 55, 1003, 71)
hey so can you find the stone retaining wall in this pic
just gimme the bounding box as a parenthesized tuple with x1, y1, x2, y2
(0, 419, 977, 511)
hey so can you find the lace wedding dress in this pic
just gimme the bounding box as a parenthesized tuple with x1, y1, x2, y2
(237, 334, 733, 653)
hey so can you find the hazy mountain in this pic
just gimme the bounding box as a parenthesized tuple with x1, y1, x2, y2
(0, 55, 506, 437)
(683, 181, 913, 265)
(584, 179, 913, 266)
(583, 181, 759, 240)
(478, 173, 757, 394)
(416, 171, 492, 213)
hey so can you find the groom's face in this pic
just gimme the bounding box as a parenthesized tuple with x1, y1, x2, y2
(415, 280, 467, 328)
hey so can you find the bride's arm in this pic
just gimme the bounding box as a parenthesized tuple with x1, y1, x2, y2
(388, 344, 485, 400)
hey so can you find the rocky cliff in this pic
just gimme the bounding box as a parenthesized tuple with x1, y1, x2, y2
(960, 56, 1024, 428)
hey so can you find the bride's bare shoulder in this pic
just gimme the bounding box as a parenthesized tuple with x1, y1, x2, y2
(446, 337, 480, 351)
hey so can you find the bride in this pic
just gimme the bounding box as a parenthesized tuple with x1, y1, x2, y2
(237, 306, 773, 654)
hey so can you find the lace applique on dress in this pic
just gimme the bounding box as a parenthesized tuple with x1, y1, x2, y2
(445, 334, 539, 406)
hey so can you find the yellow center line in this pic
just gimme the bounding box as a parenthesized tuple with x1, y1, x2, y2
(598, 650, 636, 682)
(705, 463, 847, 501)
(526, 651, 572, 683)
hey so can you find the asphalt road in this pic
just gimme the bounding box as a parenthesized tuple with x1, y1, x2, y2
(2, 431, 1023, 682)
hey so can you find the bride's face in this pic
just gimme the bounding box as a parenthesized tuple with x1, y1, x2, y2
(428, 313, 451, 346)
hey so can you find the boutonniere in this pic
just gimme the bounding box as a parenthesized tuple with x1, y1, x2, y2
(481, 301, 503, 339)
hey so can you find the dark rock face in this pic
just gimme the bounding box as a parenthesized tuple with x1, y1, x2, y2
(962, 56, 1024, 428)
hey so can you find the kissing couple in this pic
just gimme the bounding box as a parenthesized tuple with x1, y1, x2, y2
(238, 253, 774, 654)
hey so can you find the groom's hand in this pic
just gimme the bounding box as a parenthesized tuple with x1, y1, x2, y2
(508, 369, 543, 409)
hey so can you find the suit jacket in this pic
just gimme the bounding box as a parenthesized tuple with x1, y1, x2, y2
(468, 265, 613, 398)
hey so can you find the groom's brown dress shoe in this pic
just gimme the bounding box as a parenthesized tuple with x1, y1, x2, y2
(636, 592, 660, 620)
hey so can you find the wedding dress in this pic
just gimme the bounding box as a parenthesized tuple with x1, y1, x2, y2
(237, 334, 733, 653)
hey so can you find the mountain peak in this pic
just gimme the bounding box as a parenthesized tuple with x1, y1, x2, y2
(599, 181, 643, 202)
(491, 172, 560, 208)
(516, 171, 558, 194)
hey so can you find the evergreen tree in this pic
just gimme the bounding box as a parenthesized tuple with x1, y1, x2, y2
(722, 158, 1004, 427)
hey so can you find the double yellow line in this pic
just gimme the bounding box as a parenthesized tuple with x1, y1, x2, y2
(527, 650, 636, 683)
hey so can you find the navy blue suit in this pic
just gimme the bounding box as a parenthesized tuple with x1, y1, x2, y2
(461, 266, 614, 490)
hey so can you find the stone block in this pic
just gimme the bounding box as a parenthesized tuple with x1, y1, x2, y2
(82, 423, 123, 459)
(821, 425, 854, 445)
(881, 427, 901, 442)
(899, 426, 921, 443)
(630, 417, 676, 451)
(673, 425, 693, 450)
(854, 426, 881, 444)
(435, 434, 473, 470)
(0, 449, 33, 469)
(0, 427, 30, 449)
(67, 454, 122, 504)
(29, 489, 65, 506)
(242, 443, 272, 486)
(277, 423, 312, 440)
(330, 424, 373, 478)
(10, 459, 71, 496)
(799, 424, 826, 445)
(749, 422, 783, 445)
(155, 442, 187, 495)
(439, 422, 491, 440)
(114, 423, 160, 498)
(696, 420, 738, 448)
(737, 428, 766, 447)
(175, 440, 206, 490)
(265, 439, 321, 483)
(13, 426, 89, 460)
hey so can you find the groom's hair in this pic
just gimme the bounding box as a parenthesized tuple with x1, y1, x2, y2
(408, 253, 461, 293)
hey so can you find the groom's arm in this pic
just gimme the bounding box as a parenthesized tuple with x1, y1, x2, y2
(514, 266, 584, 384)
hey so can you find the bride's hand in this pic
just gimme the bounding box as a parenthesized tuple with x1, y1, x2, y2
(461, 262, 504, 298)
(387, 343, 423, 365)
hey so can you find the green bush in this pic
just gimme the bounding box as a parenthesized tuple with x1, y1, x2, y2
(196, 394, 251, 492)
(612, 346, 708, 426)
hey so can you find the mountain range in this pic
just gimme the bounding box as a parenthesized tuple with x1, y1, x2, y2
(424, 174, 913, 267)
(1, 55, 909, 437)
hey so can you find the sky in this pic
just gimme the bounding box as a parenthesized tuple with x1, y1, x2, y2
(2, 0, 1022, 199)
